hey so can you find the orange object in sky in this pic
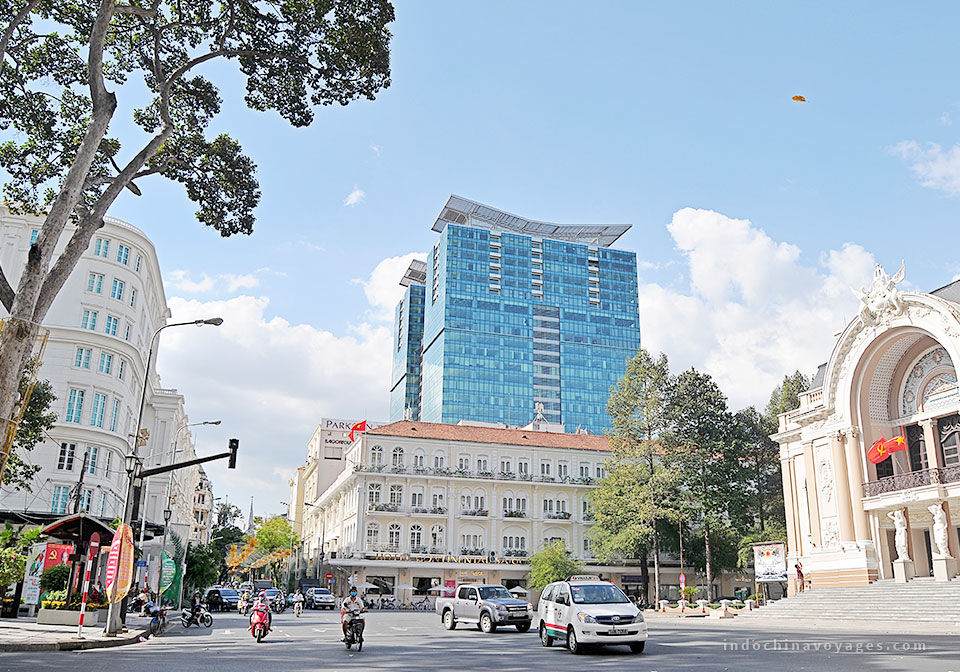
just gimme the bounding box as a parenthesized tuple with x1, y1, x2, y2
(792, 95, 806, 102)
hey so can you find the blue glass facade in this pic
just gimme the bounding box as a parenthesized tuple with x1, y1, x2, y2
(389, 216, 640, 434)
(389, 284, 425, 421)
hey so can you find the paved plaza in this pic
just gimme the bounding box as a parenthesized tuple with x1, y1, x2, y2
(0, 611, 954, 672)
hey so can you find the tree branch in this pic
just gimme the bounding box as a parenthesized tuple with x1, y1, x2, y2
(0, 0, 40, 71)
(114, 2, 158, 18)
(0, 266, 15, 312)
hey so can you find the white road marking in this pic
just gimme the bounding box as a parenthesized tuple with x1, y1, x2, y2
(284, 632, 291, 637)
(390, 626, 408, 631)
(222, 630, 231, 635)
(312, 628, 327, 633)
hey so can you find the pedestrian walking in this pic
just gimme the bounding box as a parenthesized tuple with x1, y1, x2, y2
(795, 562, 805, 593)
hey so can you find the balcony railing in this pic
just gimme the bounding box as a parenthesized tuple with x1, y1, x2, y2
(545, 512, 572, 520)
(863, 465, 960, 497)
(503, 510, 527, 518)
(368, 503, 400, 512)
(460, 508, 489, 517)
(352, 464, 599, 486)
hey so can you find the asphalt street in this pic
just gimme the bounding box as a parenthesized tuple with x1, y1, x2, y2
(0, 610, 955, 672)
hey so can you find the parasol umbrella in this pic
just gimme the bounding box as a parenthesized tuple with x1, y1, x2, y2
(509, 586, 528, 595)
(351, 581, 379, 590)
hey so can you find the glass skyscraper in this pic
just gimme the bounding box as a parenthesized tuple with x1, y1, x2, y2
(389, 195, 640, 434)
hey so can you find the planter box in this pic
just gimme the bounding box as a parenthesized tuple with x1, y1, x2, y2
(37, 607, 100, 627)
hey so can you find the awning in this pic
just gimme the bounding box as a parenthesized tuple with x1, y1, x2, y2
(40, 511, 116, 549)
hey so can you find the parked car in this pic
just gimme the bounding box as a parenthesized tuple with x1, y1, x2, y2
(204, 587, 240, 612)
(435, 584, 533, 633)
(537, 575, 647, 654)
(238, 582, 254, 595)
(306, 587, 336, 610)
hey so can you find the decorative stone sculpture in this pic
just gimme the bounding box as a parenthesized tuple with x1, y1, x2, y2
(928, 501, 951, 558)
(853, 261, 906, 327)
(887, 509, 909, 561)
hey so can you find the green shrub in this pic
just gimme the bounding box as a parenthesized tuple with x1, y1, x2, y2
(40, 564, 70, 591)
(681, 586, 699, 602)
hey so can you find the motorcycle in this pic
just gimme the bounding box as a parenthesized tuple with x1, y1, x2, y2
(238, 598, 249, 616)
(271, 597, 286, 614)
(181, 605, 214, 628)
(249, 602, 270, 643)
(343, 609, 367, 651)
(293, 600, 303, 617)
(147, 606, 168, 636)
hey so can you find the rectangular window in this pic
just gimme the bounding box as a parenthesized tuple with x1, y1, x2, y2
(558, 463, 568, 478)
(87, 273, 103, 294)
(116, 244, 130, 265)
(105, 315, 119, 336)
(75, 347, 91, 369)
(90, 393, 106, 427)
(540, 462, 551, 476)
(94, 237, 110, 258)
(80, 488, 92, 512)
(98, 352, 113, 374)
(81, 310, 98, 330)
(30, 229, 39, 245)
(117, 359, 125, 381)
(129, 288, 137, 308)
(111, 278, 124, 301)
(65, 389, 84, 423)
(58, 443, 76, 470)
(104, 449, 113, 479)
(51, 486, 70, 514)
(85, 446, 98, 474)
(99, 492, 107, 517)
(596, 465, 605, 479)
(124, 324, 132, 341)
(135, 254, 142, 272)
(518, 461, 529, 475)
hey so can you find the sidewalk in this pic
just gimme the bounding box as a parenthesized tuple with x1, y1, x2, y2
(0, 614, 149, 652)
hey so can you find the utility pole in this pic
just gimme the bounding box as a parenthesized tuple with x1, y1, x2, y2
(72, 452, 91, 513)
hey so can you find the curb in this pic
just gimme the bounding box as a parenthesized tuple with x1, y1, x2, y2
(0, 629, 147, 652)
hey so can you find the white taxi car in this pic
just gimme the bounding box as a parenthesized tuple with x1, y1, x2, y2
(537, 575, 647, 654)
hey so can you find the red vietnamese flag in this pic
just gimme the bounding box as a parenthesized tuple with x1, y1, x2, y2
(883, 433, 909, 456)
(349, 420, 366, 442)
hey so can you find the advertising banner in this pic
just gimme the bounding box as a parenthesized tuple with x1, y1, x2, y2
(43, 543, 74, 570)
(159, 551, 176, 594)
(105, 524, 134, 603)
(753, 542, 788, 582)
(22, 542, 47, 605)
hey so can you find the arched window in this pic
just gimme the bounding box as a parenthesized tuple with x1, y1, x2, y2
(392, 446, 404, 467)
(367, 483, 381, 505)
(388, 523, 401, 549)
(430, 525, 444, 551)
(366, 522, 379, 547)
(433, 452, 445, 470)
(371, 445, 383, 466)
(413, 450, 425, 469)
(389, 484, 403, 506)
(410, 524, 423, 551)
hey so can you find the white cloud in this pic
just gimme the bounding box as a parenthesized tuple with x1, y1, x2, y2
(343, 187, 365, 207)
(640, 209, 878, 410)
(166, 270, 266, 294)
(353, 252, 427, 321)
(156, 293, 393, 517)
(891, 140, 960, 195)
(941, 112, 952, 126)
(953, 272, 960, 282)
(370, 145, 382, 156)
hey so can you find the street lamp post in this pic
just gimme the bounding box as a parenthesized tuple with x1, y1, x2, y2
(105, 317, 222, 636)
(158, 506, 172, 604)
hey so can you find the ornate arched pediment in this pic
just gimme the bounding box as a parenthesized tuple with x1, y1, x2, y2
(822, 288, 960, 421)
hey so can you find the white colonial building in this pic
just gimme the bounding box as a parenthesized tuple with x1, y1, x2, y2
(0, 208, 210, 579)
(774, 265, 960, 592)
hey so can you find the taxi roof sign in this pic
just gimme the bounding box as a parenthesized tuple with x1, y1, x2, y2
(568, 575, 601, 581)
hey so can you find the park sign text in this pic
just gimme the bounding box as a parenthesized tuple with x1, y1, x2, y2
(373, 552, 525, 565)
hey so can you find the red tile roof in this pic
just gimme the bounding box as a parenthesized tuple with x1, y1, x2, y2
(366, 421, 610, 452)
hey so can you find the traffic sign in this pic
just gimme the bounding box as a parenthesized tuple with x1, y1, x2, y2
(326, 572, 334, 581)
(135, 560, 147, 568)
(679, 572, 686, 589)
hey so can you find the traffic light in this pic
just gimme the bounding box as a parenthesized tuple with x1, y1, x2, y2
(228, 438, 239, 469)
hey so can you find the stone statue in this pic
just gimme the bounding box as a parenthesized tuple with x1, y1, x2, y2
(887, 509, 909, 561)
(928, 501, 951, 558)
(853, 261, 906, 326)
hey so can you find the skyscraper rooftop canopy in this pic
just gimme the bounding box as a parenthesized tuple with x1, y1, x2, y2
(433, 195, 630, 248)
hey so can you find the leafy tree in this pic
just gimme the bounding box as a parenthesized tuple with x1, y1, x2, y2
(214, 502, 242, 530)
(0, 523, 39, 587)
(529, 540, 581, 590)
(184, 542, 219, 593)
(732, 406, 784, 534)
(0, 548, 26, 587)
(663, 368, 744, 600)
(40, 562, 70, 591)
(211, 524, 244, 581)
(254, 515, 296, 586)
(598, 349, 680, 603)
(766, 370, 810, 419)
(0, 0, 395, 475)
(3, 377, 56, 492)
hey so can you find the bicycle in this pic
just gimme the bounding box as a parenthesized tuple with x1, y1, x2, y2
(413, 597, 431, 611)
(148, 607, 168, 636)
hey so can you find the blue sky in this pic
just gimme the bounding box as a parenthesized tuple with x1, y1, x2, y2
(98, 1, 960, 518)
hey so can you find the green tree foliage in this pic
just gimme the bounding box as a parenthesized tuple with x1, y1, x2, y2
(0, 523, 39, 586)
(40, 562, 70, 591)
(731, 406, 784, 533)
(3, 378, 57, 492)
(184, 542, 219, 593)
(254, 515, 297, 587)
(0, 548, 25, 587)
(595, 349, 680, 602)
(529, 540, 582, 590)
(0, 1, 396, 469)
(766, 370, 810, 419)
(663, 368, 744, 599)
(214, 502, 243, 530)
(211, 524, 244, 581)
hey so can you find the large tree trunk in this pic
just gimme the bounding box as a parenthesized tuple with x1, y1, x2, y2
(652, 519, 661, 604)
(704, 519, 713, 601)
(639, 552, 648, 607)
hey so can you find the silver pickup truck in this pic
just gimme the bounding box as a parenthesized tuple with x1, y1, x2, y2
(435, 584, 533, 633)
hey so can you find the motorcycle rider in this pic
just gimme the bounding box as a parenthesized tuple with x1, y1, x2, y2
(341, 587, 365, 641)
(255, 589, 273, 630)
(292, 588, 304, 616)
(239, 589, 250, 614)
(187, 590, 202, 625)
